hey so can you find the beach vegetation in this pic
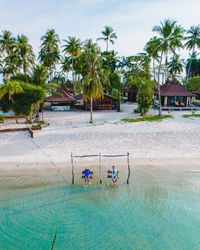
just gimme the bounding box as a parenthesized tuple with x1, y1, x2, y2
(187, 76, 200, 91)
(121, 115, 173, 123)
(152, 19, 185, 116)
(0, 114, 4, 123)
(38, 29, 60, 80)
(0, 81, 45, 123)
(185, 25, 200, 79)
(97, 26, 117, 51)
(131, 77, 155, 115)
(62, 36, 82, 91)
(182, 114, 200, 118)
(78, 41, 110, 123)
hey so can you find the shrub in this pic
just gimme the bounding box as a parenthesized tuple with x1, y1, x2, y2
(0, 114, 4, 123)
(0, 81, 45, 118)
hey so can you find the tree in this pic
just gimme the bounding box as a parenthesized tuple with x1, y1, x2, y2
(16, 34, 35, 74)
(133, 77, 155, 115)
(185, 25, 200, 79)
(168, 54, 184, 80)
(62, 36, 82, 89)
(97, 26, 117, 51)
(0, 30, 17, 79)
(0, 79, 23, 103)
(187, 76, 200, 91)
(79, 43, 109, 123)
(38, 29, 60, 79)
(109, 72, 122, 112)
(143, 36, 161, 80)
(152, 19, 183, 115)
(61, 56, 71, 79)
(0, 30, 15, 56)
(0, 81, 45, 122)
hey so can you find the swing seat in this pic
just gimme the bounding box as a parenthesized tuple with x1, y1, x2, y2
(82, 171, 93, 179)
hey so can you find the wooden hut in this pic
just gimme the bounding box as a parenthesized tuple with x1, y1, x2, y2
(46, 83, 75, 110)
(154, 80, 195, 107)
(75, 93, 116, 110)
(123, 82, 138, 102)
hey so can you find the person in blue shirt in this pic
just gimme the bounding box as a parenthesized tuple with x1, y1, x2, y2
(82, 168, 92, 183)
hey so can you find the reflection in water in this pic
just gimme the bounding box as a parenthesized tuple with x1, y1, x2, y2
(0, 170, 200, 250)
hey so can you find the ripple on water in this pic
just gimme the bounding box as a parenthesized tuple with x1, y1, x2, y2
(1, 172, 200, 249)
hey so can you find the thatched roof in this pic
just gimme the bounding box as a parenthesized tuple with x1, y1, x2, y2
(46, 83, 75, 102)
(156, 80, 195, 97)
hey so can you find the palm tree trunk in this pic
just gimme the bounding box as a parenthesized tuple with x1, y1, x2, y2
(106, 40, 108, 51)
(153, 60, 156, 80)
(117, 87, 120, 112)
(158, 50, 164, 116)
(90, 95, 93, 123)
(187, 46, 195, 80)
(72, 57, 76, 94)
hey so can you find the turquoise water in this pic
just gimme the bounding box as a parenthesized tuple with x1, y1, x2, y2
(0, 170, 200, 249)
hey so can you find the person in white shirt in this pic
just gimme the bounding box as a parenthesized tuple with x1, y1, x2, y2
(111, 166, 118, 185)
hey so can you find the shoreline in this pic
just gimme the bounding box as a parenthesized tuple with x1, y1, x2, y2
(1, 157, 200, 176)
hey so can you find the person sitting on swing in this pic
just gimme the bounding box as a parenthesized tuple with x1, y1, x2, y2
(111, 166, 118, 185)
(82, 168, 92, 183)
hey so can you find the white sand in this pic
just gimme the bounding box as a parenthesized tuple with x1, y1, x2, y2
(0, 103, 200, 168)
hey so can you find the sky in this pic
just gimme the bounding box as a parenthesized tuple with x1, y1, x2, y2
(0, 0, 200, 59)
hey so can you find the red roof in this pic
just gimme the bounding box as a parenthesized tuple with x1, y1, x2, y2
(46, 83, 75, 102)
(159, 80, 195, 97)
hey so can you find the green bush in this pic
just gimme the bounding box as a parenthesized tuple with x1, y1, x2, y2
(0, 114, 4, 123)
(0, 81, 45, 118)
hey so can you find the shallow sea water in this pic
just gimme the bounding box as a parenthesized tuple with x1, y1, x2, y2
(0, 168, 200, 250)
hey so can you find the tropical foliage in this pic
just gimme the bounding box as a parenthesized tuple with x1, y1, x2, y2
(1, 20, 200, 120)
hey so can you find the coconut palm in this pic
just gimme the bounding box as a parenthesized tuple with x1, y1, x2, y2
(97, 26, 117, 51)
(61, 56, 71, 79)
(153, 19, 183, 115)
(0, 30, 15, 56)
(185, 25, 200, 79)
(38, 29, 60, 79)
(16, 34, 35, 74)
(143, 36, 160, 79)
(80, 44, 109, 123)
(168, 54, 184, 80)
(62, 36, 82, 91)
(0, 79, 23, 102)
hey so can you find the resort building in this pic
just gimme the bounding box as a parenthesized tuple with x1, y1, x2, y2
(46, 83, 75, 111)
(154, 79, 195, 107)
(123, 82, 138, 102)
(75, 93, 117, 110)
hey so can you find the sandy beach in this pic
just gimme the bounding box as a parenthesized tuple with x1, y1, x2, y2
(0, 103, 200, 173)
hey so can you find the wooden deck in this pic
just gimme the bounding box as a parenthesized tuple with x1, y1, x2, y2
(161, 106, 200, 111)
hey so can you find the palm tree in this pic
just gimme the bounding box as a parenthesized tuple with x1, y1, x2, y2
(16, 34, 35, 74)
(168, 54, 184, 80)
(80, 44, 109, 123)
(0, 30, 15, 56)
(144, 37, 163, 80)
(152, 19, 183, 115)
(97, 26, 117, 51)
(62, 36, 82, 91)
(38, 29, 60, 80)
(61, 56, 71, 79)
(0, 79, 23, 103)
(185, 25, 200, 79)
(0, 30, 16, 79)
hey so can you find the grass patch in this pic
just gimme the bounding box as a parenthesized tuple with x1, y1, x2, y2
(182, 114, 200, 118)
(121, 115, 173, 123)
